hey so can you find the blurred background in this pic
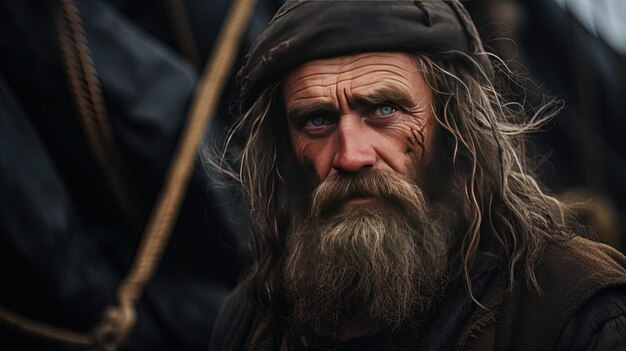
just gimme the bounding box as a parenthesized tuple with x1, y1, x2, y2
(465, 0, 626, 253)
(0, 0, 624, 350)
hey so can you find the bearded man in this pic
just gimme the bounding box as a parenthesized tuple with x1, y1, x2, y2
(209, 1, 626, 350)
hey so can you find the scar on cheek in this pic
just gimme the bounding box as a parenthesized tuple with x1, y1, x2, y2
(404, 127, 426, 158)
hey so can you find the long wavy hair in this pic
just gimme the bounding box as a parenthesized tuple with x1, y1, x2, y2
(212, 51, 575, 314)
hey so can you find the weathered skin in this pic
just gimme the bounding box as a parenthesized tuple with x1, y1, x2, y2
(282, 52, 437, 191)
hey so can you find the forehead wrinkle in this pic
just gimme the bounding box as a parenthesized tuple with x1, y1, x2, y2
(354, 76, 414, 89)
(289, 70, 337, 83)
(289, 58, 414, 86)
(289, 74, 413, 98)
(288, 84, 327, 101)
(336, 52, 414, 69)
(290, 95, 333, 104)
(294, 54, 404, 76)
(341, 62, 413, 75)
(285, 72, 337, 100)
(332, 62, 417, 80)
(284, 53, 426, 112)
(286, 79, 329, 98)
(288, 65, 408, 91)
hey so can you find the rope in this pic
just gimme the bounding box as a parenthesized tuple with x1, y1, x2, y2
(99, 0, 256, 346)
(55, 0, 143, 228)
(0, 0, 257, 349)
(0, 306, 91, 347)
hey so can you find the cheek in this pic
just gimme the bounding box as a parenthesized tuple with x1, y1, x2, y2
(289, 131, 314, 164)
(289, 131, 333, 180)
(380, 118, 431, 159)
(407, 124, 440, 183)
(300, 157, 322, 187)
(374, 117, 437, 179)
(399, 117, 436, 157)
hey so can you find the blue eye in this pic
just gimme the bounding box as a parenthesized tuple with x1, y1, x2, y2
(378, 105, 396, 116)
(308, 116, 327, 127)
(302, 116, 335, 134)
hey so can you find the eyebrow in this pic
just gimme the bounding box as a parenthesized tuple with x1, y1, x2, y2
(286, 100, 337, 125)
(285, 85, 417, 124)
(350, 86, 415, 110)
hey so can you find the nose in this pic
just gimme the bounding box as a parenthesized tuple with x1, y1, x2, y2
(332, 116, 377, 173)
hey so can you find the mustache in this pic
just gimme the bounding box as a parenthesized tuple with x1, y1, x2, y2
(309, 168, 428, 219)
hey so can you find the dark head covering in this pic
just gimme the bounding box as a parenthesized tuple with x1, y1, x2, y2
(238, 0, 490, 111)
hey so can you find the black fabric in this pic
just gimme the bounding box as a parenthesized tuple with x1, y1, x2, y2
(209, 287, 258, 351)
(467, 237, 626, 351)
(555, 286, 626, 351)
(285, 269, 497, 351)
(238, 0, 491, 112)
(209, 285, 626, 351)
(209, 268, 497, 351)
(0, 0, 281, 349)
(208, 262, 626, 351)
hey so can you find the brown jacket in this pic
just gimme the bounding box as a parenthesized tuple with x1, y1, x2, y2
(210, 236, 626, 350)
(455, 237, 626, 350)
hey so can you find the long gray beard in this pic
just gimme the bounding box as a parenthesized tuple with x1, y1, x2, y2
(282, 169, 450, 336)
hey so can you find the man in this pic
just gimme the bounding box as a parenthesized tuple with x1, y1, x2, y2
(210, 1, 626, 350)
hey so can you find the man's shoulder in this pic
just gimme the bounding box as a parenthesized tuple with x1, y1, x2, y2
(517, 235, 626, 326)
(499, 236, 626, 350)
(544, 235, 626, 265)
(555, 285, 626, 350)
(536, 236, 626, 293)
(456, 236, 626, 351)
